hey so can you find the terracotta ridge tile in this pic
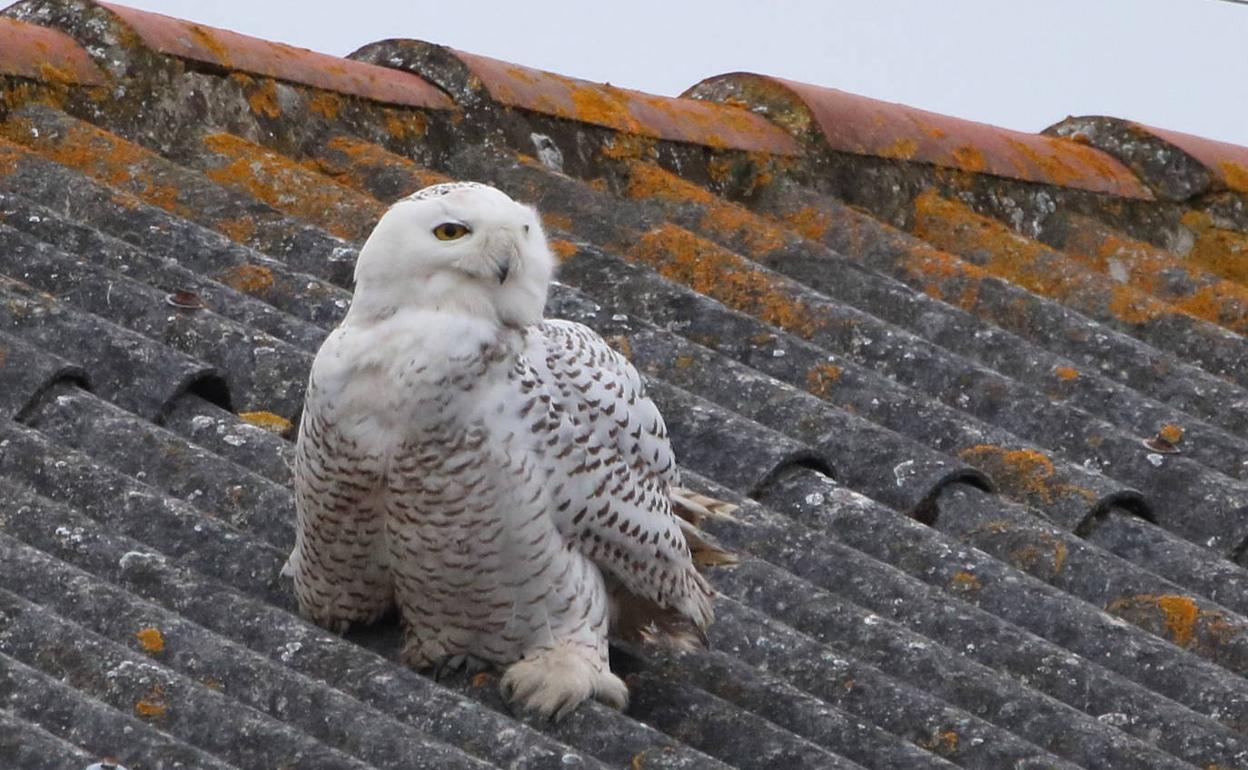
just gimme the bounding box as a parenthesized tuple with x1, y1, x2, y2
(687, 72, 1152, 200)
(0, 15, 105, 86)
(96, 2, 451, 110)
(350, 39, 799, 155)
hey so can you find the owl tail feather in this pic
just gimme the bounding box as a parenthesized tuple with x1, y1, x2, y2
(671, 487, 739, 526)
(608, 578, 711, 652)
(670, 487, 739, 570)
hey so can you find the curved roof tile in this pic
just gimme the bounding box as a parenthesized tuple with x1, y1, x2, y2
(687, 73, 1153, 199)
(97, 2, 452, 109)
(0, 15, 103, 86)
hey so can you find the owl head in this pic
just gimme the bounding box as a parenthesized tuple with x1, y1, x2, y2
(350, 182, 554, 328)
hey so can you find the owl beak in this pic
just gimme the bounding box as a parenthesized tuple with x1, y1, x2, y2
(495, 260, 510, 284)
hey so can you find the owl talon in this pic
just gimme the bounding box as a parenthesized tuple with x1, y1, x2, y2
(500, 642, 627, 722)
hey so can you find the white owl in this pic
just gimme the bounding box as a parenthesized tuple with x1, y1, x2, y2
(286, 182, 732, 719)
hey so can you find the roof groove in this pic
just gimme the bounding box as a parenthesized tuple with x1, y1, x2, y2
(0, 652, 242, 770)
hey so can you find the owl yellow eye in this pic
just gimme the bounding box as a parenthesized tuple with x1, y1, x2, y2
(433, 222, 470, 241)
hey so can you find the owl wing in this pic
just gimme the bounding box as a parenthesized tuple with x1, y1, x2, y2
(522, 320, 714, 629)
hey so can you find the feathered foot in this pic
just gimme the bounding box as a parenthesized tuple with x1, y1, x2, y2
(500, 641, 628, 721)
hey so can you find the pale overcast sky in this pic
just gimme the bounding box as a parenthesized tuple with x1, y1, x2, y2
(122, 0, 1248, 147)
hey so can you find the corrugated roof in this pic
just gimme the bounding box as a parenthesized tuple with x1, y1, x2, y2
(2, 1, 1248, 769)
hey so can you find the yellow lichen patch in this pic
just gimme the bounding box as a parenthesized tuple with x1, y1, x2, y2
(913, 190, 1171, 325)
(922, 730, 959, 757)
(135, 627, 165, 654)
(599, 133, 656, 161)
(569, 85, 640, 134)
(246, 79, 281, 119)
(880, 137, 919, 161)
(1107, 594, 1200, 648)
(1008, 533, 1069, 579)
(239, 411, 293, 435)
(779, 205, 832, 242)
(134, 685, 167, 720)
(201, 132, 383, 241)
(548, 239, 578, 262)
(1053, 366, 1079, 381)
(541, 211, 574, 232)
(622, 161, 787, 257)
(706, 155, 735, 186)
(1220, 161, 1248, 194)
(306, 135, 450, 201)
(1182, 213, 1248, 287)
(622, 161, 714, 205)
(946, 570, 982, 596)
(308, 91, 343, 120)
(471, 672, 492, 689)
(950, 145, 987, 173)
(0, 116, 193, 215)
(1158, 424, 1184, 444)
(383, 110, 428, 141)
(219, 264, 275, 294)
(626, 224, 822, 339)
(958, 444, 1093, 505)
(897, 241, 989, 311)
(216, 216, 258, 245)
(804, 363, 843, 398)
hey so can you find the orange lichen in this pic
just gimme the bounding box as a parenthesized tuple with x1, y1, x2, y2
(306, 135, 450, 201)
(1053, 366, 1079, 381)
(549, 239, 578, 262)
(1219, 161, 1248, 194)
(897, 242, 989, 311)
(913, 189, 1170, 326)
(1059, 214, 1248, 333)
(1008, 533, 1069, 578)
(600, 132, 656, 161)
(950, 145, 987, 173)
(246, 79, 282, 119)
(201, 132, 383, 241)
(135, 627, 165, 654)
(1108, 594, 1200, 648)
(626, 224, 822, 338)
(623, 161, 714, 205)
(958, 444, 1093, 505)
(541, 211, 574, 232)
(239, 410, 293, 435)
(946, 570, 982, 595)
(804, 363, 843, 398)
(706, 155, 735, 186)
(622, 161, 787, 257)
(1158, 424, 1184, 444)
(471, 672, 491, 689)
(308, 91, 343, 120)
(134, 685, 167, 719)
(215, 217, 258, 245)
(780, 205, 832, 242)
(880, 137, 918, 160)
(0, 116, 195, 214)
(219, 264, 275, 294)
(383, 110, 428, 141)
(1181, 211, 1248, 287)
(922, 730, 959, 756)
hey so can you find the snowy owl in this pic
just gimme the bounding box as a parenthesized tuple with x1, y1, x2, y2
(286, 181, 733, 720)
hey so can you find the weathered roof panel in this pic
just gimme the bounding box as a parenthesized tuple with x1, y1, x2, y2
(2, 2, 1248, 769)
(0, 14, 104, 85)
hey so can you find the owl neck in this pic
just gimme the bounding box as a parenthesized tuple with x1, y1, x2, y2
(346, 272, 501, 328)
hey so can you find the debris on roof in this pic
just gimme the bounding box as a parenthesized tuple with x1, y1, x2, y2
(2, 2, 1248, 769)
